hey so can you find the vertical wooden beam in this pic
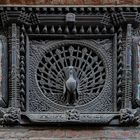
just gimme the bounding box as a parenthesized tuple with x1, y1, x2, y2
(133, 37, 140, 106)
(124, 24, 132, 109)
(8, 23, 20, 108)
(113, 33, 117, 111)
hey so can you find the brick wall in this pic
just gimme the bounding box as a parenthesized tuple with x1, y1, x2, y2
(0, 126, 140, 140)
(0, 0, 140, 5)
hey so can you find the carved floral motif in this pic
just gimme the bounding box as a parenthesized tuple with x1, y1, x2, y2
(65, 109, 80, 121)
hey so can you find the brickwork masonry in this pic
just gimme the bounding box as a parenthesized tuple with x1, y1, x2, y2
(0, 126, 139, 140)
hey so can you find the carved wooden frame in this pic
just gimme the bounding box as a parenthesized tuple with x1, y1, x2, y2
(0, 35, 8, 107)
(0, 6, 139, 126)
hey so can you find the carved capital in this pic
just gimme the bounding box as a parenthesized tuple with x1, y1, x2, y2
(0, 107, 21, 125)
(120, 108, 140, 125)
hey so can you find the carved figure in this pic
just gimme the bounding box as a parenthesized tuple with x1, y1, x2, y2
(120, 108, 140, 125)
(0, 107, 20, 125)
(63, 66, 79, 105)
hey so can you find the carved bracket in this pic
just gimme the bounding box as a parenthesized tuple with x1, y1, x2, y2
(0, 107, 21, 125)
(120, 108, 140, 125)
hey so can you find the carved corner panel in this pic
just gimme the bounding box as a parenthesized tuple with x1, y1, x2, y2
(0, 6, 139, 126)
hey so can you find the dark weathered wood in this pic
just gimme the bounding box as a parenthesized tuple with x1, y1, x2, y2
(0, 6, 139, 126)
(0, 35, 7, 107)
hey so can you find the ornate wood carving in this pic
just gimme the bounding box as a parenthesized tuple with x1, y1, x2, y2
(0, 35, 8, 107)
(0, 6, 139, 126)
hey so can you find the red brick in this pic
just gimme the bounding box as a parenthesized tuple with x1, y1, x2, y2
(101, 0, 118, 4)
(10, 0, 27, 4)
(134, 0, 140, 4)
(24, 0, 35, 4)
(104, 130, 138, 139)
(74, 0, 84, 4)
(28, 128, 66, 138)
(86, 0, 101, 4)
(91, 0, 101, 5)
(28, 129, 53, 138)
(0, 0, 9, 4)
(0, 0, 140, 4)
(34, 0, 46, 4)
(52, 129, 65, 138)
(0, 128, 139, 139)
(66, 129, 104, 138)
(119, 0, 134, 4)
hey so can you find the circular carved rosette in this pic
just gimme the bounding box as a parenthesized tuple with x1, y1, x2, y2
(36, 41, 107, 107)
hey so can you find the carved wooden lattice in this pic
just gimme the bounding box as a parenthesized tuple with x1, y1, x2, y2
(0, 6, 139, 125)
(37, 42, 106, 106)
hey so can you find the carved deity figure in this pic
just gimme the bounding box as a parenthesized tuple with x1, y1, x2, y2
(63, 66, 79, 105)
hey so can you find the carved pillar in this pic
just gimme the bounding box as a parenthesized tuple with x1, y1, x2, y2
(135, 41, 140, 105)
(117, 27, 123, 111)
(8, 23, 20, 108)
(123, 24, 132, 109)
(133, 26, 140, 107)
(19, 25, 26, 111)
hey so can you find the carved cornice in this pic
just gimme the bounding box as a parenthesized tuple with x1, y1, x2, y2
(0, 6, 139, 27)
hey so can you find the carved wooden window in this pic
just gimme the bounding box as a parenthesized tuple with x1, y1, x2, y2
(0, 6, 140, 126)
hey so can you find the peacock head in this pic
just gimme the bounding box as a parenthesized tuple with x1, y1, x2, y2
(69, 66, 74, 75)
